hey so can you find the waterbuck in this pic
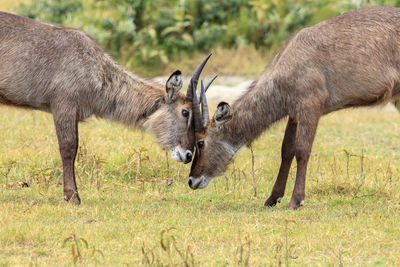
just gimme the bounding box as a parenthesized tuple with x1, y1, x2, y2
(0, 11, 216, 205)
(188, 6, 400, 209)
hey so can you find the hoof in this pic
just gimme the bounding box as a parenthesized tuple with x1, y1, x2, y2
(64, 191, 81, 205)
(264, 196, 282, 207)
(286, 200, 304, 210)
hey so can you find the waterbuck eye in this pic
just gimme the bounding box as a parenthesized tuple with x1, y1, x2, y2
(197, 140, 205, 149)
(181, 109, 189, 118)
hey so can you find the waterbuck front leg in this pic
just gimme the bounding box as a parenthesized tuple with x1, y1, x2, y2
(53, 108, 81, 205)
(265, 118, 297, 207)
(287, 110, 321, 210)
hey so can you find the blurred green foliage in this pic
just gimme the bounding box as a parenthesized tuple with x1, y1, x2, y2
(15, 0, 400, 72)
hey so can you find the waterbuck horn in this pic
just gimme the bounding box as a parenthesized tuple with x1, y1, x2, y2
(192, 80, 204, 133)
(200, 77, 217, 127)
(204, 74, 218, 93)
(186, 53, 212, 102)
(199, 74, 218, 103)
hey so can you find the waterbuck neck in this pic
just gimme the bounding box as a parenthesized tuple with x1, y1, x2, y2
(94, 59, 166, 128)
(221, 76, 287, 149)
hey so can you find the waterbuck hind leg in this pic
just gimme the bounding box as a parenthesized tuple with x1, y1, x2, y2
(265, 118, 297, 207)
(394, 100, 400, 112)
(53, 109, 81, 205)
(287, 111, 321, 210)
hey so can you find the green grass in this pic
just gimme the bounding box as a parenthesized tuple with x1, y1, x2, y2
(0, 106, 399, 266)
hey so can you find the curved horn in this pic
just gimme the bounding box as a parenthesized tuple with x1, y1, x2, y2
(192, 80, 204, 133)
(186, 54, 212, 102)
(204, 74, 218, 93)
(199, 74, 218, 103)
(200, 80, 210, 127)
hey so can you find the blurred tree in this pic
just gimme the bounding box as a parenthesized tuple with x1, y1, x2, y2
(14, 0, 400, 73)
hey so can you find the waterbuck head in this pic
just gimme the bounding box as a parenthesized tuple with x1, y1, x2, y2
(145, 54, 217, 164)
(187, 81, 234, 189)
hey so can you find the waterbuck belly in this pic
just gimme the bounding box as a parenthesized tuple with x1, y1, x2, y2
(0, 88, 51, 112)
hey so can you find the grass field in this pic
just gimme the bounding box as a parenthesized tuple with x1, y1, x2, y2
(0, 105, 399, 266)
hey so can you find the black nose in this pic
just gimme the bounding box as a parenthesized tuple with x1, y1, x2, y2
(188, 178, 192, 188)
(184, 151, 193, 164)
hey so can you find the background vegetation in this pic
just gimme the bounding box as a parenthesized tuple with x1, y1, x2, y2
(6, 0, 400, 75)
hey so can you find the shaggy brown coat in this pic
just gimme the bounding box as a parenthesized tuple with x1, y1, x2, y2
(189, 6, 400, 209)
(0, 12, 195, 205)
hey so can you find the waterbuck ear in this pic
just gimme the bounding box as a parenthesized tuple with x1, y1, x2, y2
(166, 70, 183, 103)
(214, 102, 232, 126)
